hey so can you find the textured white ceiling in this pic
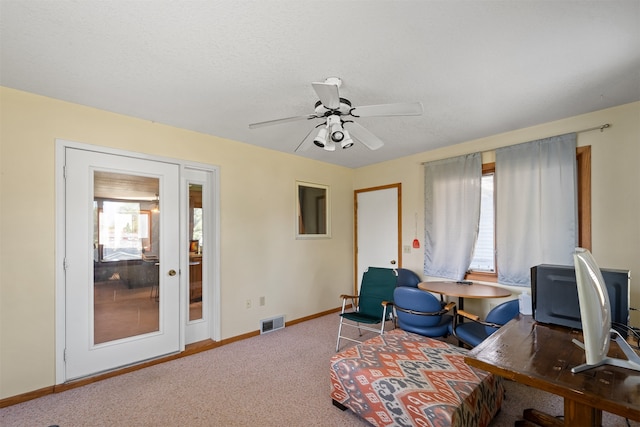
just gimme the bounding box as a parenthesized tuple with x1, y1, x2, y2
(1, 1, 639, 168)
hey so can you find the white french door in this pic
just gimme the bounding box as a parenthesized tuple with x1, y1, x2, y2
(64, 147, 180, 380)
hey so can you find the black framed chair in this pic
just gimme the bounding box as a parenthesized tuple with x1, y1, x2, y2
(392, 286, 455, 338)
(450, 299, 519, 348)
(336, 267, 397, 351)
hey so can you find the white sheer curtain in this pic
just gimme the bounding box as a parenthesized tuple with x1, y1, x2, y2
(496, 133, 577, 286)
(424, 153, 481, 280)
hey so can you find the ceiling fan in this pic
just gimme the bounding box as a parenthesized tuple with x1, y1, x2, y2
(248, 77, 424, 152)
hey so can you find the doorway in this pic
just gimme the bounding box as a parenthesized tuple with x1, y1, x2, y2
(55, 141, 219, 383)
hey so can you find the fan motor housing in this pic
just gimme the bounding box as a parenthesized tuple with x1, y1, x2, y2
(315, 98, 352, 116)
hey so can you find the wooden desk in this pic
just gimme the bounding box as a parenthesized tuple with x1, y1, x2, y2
(418, 281, 511, 310)
(465, 315, 640, 426)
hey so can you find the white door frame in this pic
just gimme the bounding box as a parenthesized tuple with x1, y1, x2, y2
(55, 139, 221, 384)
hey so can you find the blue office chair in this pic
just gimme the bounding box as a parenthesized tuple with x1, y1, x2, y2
(392, 286, 455, 338)
(396, 268, 421, 287)
(395, 268, 450, 309)
(336, 267, 397, 351)
(450, 299, 519, 348)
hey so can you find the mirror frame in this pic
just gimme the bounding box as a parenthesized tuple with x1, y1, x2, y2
(296, 181, 330, 239)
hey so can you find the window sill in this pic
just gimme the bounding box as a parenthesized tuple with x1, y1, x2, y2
(465, 271, 497, 283)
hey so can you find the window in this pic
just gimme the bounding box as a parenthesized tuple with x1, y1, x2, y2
(96, 202, 151, 261)
(468, 171, 495, 272)
(466, 147, 591, 282)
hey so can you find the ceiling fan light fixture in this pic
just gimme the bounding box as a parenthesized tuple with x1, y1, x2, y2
(152, 193, 160, 212)
(313, 127, 328, 148)
(327, 115, 344, 142)
(341, 130, 354, 149)
(249, 78, 423, 154)
(330, 125, 344, 142)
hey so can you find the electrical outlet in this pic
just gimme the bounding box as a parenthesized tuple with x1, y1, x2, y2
(245, 299, 252, 309)
(403, 245, 411, 253)
(260, 296, 265, 306)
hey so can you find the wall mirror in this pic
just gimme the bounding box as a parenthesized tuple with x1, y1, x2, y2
(296, 181, 330, 239)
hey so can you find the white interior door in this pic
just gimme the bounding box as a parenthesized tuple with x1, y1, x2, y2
(355, 184, 401, 293)
(64, 148, 180, 380)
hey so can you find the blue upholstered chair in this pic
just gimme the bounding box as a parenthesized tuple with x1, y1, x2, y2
(392, 286, 455, 338)
(450, 299, 520, 348)
(336, 267, 397, 351)
(395, 268, 450, 309)
(396, 268, 421, 287)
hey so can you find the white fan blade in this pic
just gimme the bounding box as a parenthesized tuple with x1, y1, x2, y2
(343, 122, 384, 150)
(351, 102, 423, 117)
(312, 82, 341, 109)
(249, 114, 318, 129)
(294, 127, 319, 152)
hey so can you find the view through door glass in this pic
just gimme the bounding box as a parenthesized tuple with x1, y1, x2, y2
(93, 172, 160, 344)
(189, 183, 203, 321)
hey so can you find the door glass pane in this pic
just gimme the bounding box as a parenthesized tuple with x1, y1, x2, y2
(93, 171, 160, 344)
(189, 184, 203, 321)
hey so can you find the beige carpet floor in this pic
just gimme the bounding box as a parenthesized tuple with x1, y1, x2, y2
(1, 314, 638, 426)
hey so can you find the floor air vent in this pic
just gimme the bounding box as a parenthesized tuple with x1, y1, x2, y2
(260, 315, 285, 334)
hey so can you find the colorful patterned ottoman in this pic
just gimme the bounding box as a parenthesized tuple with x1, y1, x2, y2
(330, 329, 504, 426)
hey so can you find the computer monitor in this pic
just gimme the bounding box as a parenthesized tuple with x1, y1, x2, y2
(571, 248, 640, 373)
(531, 263, 630, 337)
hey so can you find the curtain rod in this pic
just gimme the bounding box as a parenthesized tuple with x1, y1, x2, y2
(420, 123, 611, 165)
(577, 123, 610, 133)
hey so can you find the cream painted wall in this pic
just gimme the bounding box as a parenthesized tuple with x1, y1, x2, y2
(355, 101, 640, 322)
(1, 86, 638, 401)
(0, 87, 355, 399)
